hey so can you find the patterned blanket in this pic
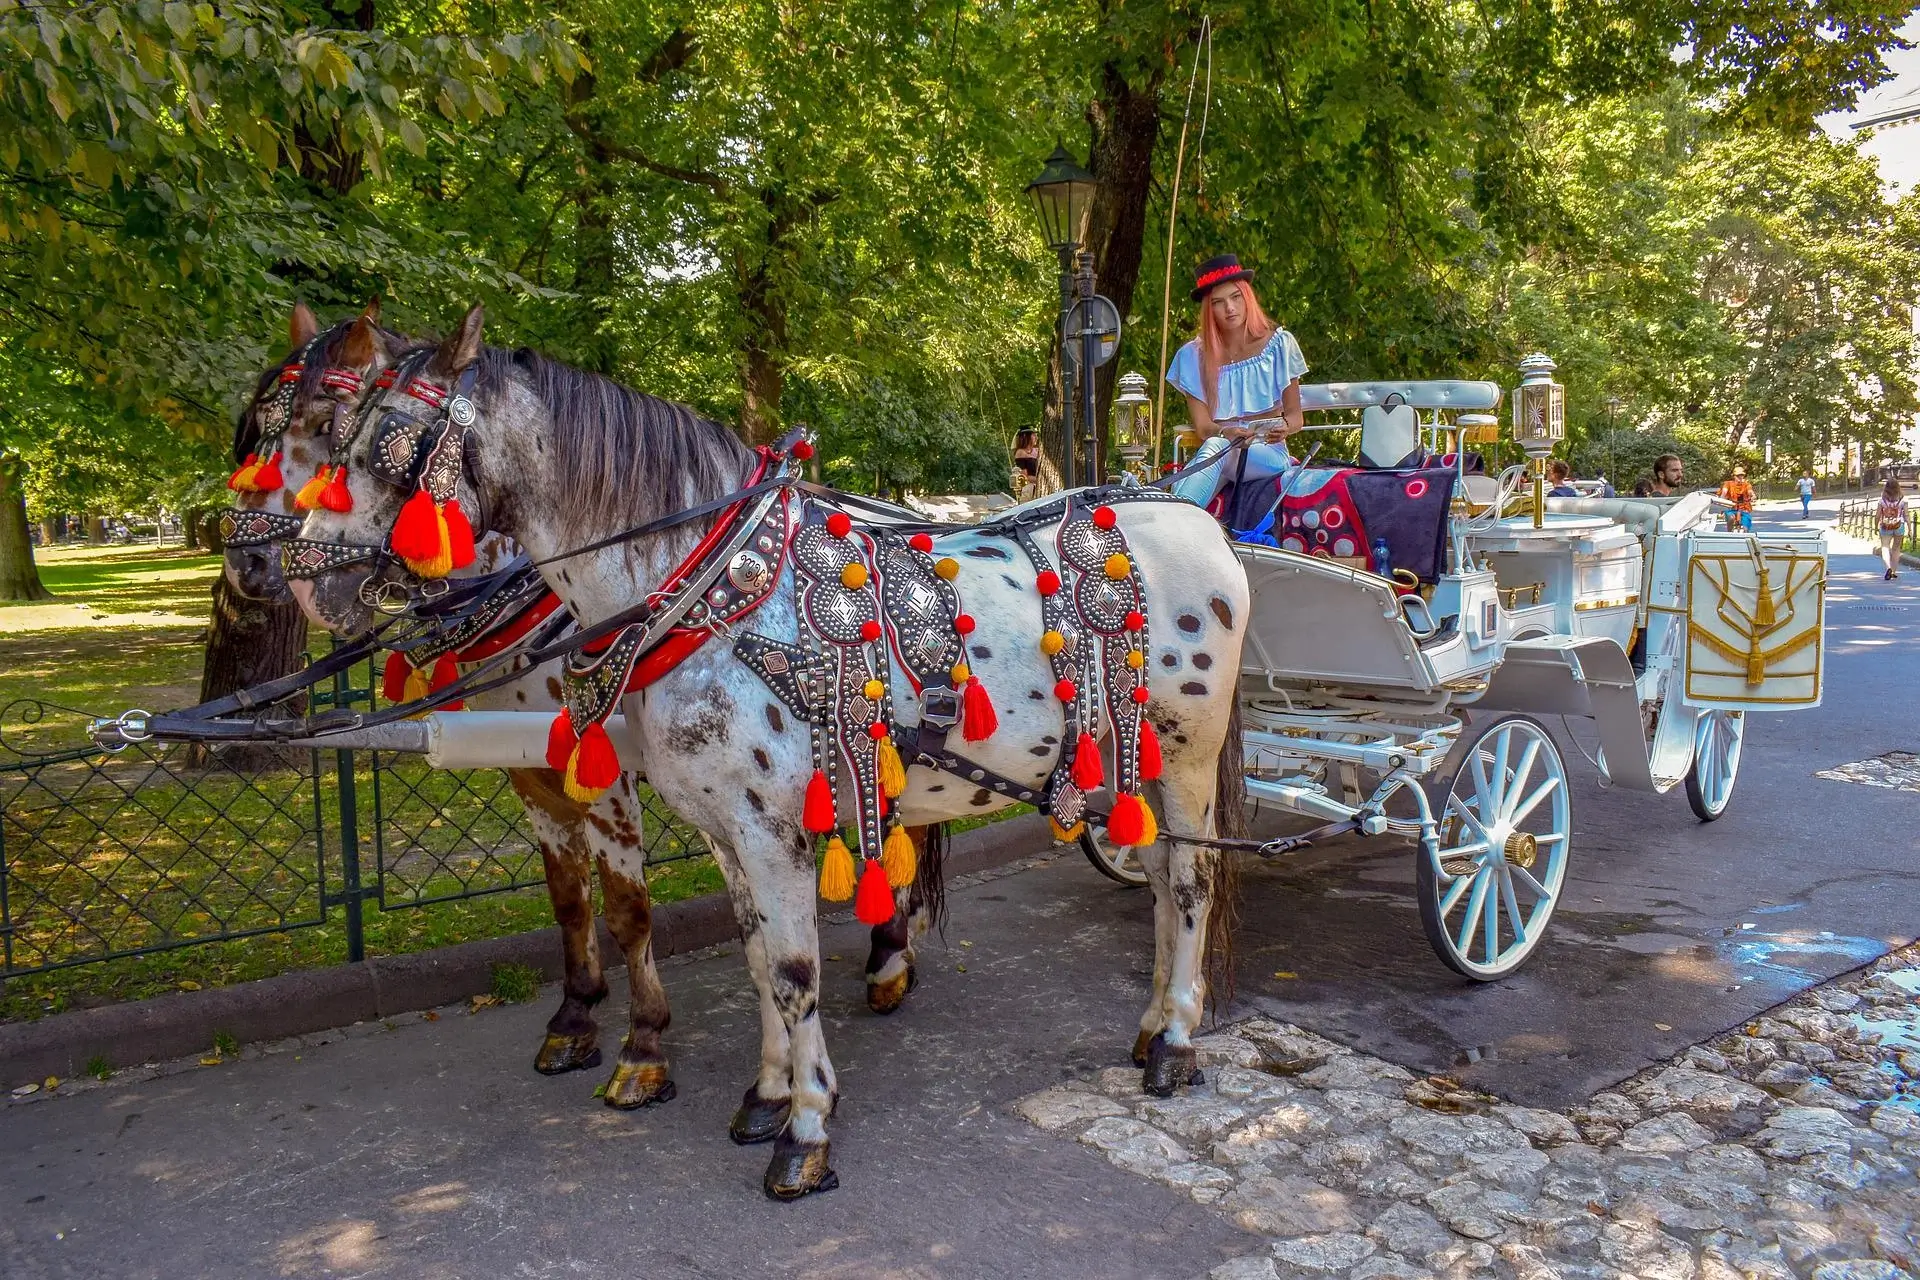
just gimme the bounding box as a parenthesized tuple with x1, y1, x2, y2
(1218, 463, 1459, 584)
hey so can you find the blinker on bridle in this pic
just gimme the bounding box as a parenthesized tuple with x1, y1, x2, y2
(280, 345, 481, 610)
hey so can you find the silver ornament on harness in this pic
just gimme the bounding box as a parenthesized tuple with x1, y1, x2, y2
(448, 395, 477, 426)
(728, 549, 772, 594)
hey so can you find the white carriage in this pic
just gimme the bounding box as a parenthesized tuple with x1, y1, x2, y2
(1086, 369, 1828, 979)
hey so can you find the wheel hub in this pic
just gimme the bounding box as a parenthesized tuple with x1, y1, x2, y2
(1503, 830, 1538, 869)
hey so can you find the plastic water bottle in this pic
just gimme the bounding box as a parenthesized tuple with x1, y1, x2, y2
(1370, 536, 1392, 578)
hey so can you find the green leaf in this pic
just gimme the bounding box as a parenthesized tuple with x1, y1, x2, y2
(397, 116, 426, 156)
(161, 2, 191, 41)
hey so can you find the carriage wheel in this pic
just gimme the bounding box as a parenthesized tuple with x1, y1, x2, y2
(1685, 710, 1744, 822)
(1417, 715, 1571, 981)
(1079, 828, 1149, 887)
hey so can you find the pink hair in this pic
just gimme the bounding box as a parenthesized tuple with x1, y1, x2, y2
(1196, 279, 1275, 410)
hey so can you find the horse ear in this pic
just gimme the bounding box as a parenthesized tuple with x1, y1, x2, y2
(433, 304, 484, 376)
(289, 301, 319, 350)
(359, 295, 381, 326)
(340, 313, 386, 370)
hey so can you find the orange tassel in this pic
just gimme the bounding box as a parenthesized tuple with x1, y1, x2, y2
(381, 651, 411, 704)
(803, 769, 836, 833)
(545, 707, 576, 772)
(293, 467, 331, 511)
(961, 675, 997, 742)
(444, 498, 477, 569)
(1071, 731, 1103, 790)
(572, 720, 621, 791)
(320, 465, 353, 512)
(1139, 722, 1162, 782)
(227, 454, 257, 491)
(1108, 793, 1146, 846)
(252, 451, 284, 492)
(854, 857, 895, 925)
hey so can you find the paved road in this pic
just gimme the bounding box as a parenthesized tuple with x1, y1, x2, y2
(2, 499, 1913, 1278)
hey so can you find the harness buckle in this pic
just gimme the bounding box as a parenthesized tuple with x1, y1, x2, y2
(920, 685, 960, 731)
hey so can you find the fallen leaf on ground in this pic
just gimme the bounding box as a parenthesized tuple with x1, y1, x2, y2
(1273, 971, 1298, 979)
(177, 980, 201, 991)
(420, 1011, 440, 1022)
(199, 1057, 222, 1067)
(11, 1083, 40, 1097)
(1654, 1022, 1672, 1031)
(42, 1077, 58, 1090)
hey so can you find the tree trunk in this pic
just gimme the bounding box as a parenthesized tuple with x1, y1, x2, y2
(38, 519, 56, 547)
(86, 515, 107, 544)
(197, 511, 226, 554)
(190, 574, 310, 769)
(182, 508, 201, 550)
(0, 460, 52, 601)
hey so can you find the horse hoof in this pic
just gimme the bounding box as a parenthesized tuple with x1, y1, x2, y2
(866, 964, 915, 1016)
(729, 1085, 792, 1145)
(602, 1058, 676, 1109)
(534, 1031, 602, 1076)
(762, 1134, 838, 1201)
(1130, 1028, 1154, 1068)
(1141, 1032, 1198, 1098)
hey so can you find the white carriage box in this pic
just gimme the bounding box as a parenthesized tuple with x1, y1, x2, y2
(1682, 530, 1827, 711)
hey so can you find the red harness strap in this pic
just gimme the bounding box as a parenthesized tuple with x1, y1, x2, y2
(454, 591, 565, 663)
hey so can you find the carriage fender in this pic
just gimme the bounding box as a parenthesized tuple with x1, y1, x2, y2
(1472, 635, 1656, 792)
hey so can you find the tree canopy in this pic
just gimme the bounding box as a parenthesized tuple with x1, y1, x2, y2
(0, 0, 1915, 538)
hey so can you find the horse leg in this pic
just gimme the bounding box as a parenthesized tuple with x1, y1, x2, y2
(589, 779, 676, 1109)
(510, 768, 606, 1075)
(713, 839, 793, 1145)
(864, 824, 934, 1015)
(1134, 845, 1178, 1066)
(1139, 766, 1227, 1098)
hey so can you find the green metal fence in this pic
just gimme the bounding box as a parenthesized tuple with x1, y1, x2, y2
(0, 657, 705, 981)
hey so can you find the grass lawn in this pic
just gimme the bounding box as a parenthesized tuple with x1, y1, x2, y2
(0, 542, 222, 718)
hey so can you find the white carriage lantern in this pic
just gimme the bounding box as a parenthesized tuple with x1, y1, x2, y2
(1511, 352, 1565, 527)
(1112, 371, 1151, 480)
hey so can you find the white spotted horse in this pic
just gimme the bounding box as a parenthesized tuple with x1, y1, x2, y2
(287, 303, 1249, 1199)
(225, 303, 944, 1114)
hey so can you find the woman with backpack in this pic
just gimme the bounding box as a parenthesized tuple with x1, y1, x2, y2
(1877, 477, 1908, 581)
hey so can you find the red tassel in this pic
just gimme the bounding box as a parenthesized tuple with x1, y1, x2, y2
(1139, 722, 1163, 782)
(381, 652, 411, 704)
(1108, 792, 1146, 846)
(573, 720, 621, 791)
(253, 451, 284, 492)
(320, 465, 353, 512)
(444, 499, 477, 569)
(1071, 731, 1104, 790)
(391, 490, 442, 563)
(803, 769, 836, 833)
(961, 675, 997, 742)
(545, 707, 576, 772)
(854, 857, 895, 925)
(428, 652, 464, 711)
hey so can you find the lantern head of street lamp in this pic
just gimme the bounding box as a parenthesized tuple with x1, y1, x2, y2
(1024, 143, 1098, 253)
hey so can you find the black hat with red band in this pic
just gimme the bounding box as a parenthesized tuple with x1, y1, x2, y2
(1191, 253, 1255, 301)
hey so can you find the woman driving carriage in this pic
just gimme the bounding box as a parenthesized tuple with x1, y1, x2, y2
(1167, 255, 1310, 507)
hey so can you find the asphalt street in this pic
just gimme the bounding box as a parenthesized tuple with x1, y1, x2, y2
(1, 496, 1913, 1279)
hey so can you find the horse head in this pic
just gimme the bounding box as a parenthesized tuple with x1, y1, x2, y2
(222, 298, 398, 601)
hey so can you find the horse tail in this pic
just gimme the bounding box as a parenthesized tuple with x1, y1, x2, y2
(911, 822, 949, 936)
(1206, 681, 1245, 1011)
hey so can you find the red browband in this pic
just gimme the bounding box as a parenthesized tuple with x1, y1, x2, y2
(277, 364, 305, 384)
(373, 367, 449, 408)
(320, 369, 364, 395)
(1193, 265, 1240, 292)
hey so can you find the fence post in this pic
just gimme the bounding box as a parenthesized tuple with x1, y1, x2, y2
(325, 646, 368, 964)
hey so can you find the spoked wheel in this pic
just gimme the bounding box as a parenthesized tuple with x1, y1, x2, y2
(1685, 710, 1744, 822)
(1080, 828, 1149, 887)
(1418, 714, 1572, 981)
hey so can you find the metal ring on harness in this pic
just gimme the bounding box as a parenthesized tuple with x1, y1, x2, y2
(359, 575, 417, 614)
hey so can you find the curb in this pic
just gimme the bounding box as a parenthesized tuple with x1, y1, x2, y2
(1, 813, 1055, 1086)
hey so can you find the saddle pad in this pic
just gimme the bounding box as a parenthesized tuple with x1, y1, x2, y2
(1236, 464, 1457, 584)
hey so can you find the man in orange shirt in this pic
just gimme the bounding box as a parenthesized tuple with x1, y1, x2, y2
(1718, 467, 1756, 531)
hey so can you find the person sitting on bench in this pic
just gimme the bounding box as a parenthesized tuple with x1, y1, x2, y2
(1167, 254, 1309, 508)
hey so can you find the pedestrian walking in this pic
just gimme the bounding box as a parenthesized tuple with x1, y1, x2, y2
(1876, 477, 1908, 580)
(1797, 471, 1815, 519)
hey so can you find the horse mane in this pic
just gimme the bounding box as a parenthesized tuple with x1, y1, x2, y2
(231, 320, 419, 463)
(476, 346, 752, 543)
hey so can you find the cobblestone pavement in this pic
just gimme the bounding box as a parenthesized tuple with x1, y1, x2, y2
(1017, 950, 1920, 1280)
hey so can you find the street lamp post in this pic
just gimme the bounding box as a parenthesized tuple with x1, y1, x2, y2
(1024, 144, 1110, 490)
